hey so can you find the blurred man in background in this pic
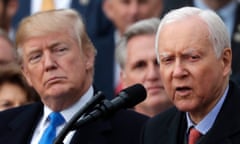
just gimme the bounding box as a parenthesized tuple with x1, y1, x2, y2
(116, 18, 172, 117)
(94, 0, 164, 98)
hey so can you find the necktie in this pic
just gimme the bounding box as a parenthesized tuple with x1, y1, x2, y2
(41, 0, 55, 11)
(188, 127, 202, 144)
(39, 112, 65, 144)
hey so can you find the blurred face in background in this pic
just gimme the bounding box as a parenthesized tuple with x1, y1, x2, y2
(103, 0, 163, 35)
(121, 34, 171, 117)
(138, 0, 163, 19)
(0, 36, 15, 65)
(103, 0, 140, 35)
(0, 0, 18, 31)
(203, 0, 233, 10)
(0, 0, 3, 17)
(0, 82, 28, 111)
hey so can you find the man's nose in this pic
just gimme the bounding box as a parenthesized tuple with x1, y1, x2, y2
(146, 65, 159, 80)
(129, 2, 139, 16)
(172, 62, 188, 78)
(43, 52, 57, 71)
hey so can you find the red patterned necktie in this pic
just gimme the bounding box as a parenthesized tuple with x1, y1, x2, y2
(188, 127, 201, 144)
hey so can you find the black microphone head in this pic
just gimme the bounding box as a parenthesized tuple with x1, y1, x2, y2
(118, 84, 147, 108)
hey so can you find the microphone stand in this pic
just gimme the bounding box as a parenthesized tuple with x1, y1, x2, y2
(54, 91, 105, 144)
(71, 99, 113, 130)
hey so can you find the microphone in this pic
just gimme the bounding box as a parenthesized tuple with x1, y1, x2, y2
(72, 83, 146, 130)
(54, 91, 105, 144)
(54, 84, 146, 144)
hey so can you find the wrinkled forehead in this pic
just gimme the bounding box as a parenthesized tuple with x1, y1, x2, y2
(157, 18, 213, 53)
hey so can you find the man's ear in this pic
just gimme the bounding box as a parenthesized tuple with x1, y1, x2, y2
(84, 48, 95, 70)
(120, 70, 127, 89)
(222, 47, 232, 77)
(21, 65, 33, 87)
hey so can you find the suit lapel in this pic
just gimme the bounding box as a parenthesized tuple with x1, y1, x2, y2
(199, 82, 240, 143)
(8, 102, 43, 143)
(164, 109, 187, 144)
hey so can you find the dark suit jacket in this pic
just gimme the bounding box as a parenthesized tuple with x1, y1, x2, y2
(93, 32, 115, 99)
(142, 81, 240, 144)
(162, 0, 240, 85)
(0, 101, 148, 144)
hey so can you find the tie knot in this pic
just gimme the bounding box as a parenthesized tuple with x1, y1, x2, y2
(48, 112, 65, 127)
(188, 127, 202, 144)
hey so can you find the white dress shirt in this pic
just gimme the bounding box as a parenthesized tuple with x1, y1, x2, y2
(30, 86, 94, 144)
(186, 85, 229, 136)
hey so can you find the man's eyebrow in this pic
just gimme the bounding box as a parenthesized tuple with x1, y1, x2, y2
(158, 48, 198, 57)
(48, 41, 62, 48)
(182, 48, 198, 54)
(159, 53, 171, 58)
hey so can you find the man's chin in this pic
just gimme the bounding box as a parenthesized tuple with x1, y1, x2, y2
(45, 87, 70, 98)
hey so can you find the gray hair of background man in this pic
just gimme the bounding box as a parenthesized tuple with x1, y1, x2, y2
(116, 17, 160, 69)
(15, 9, 96, 72)
(155, 7, 231, 62)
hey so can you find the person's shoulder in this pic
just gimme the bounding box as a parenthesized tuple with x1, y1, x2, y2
(111, 109, 149, 124)
(0, 102, 42, 122)
(107, 109, 149, 144)
(146, 107, 178, 129)
(108, 109, 149, 131)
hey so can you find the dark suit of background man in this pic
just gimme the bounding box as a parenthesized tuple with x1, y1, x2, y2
(0, 9, 148, 144)
(162, 0, 240, 85)
(142, 7, 240, 144)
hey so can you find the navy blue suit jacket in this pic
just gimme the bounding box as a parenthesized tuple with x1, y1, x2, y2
(142, 81, 240, 144)
(162, 0, 240, 85)
(93, 32, 115, 99)
(0, 101, 148, 143)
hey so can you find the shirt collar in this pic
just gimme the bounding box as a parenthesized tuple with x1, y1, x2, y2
(186, 84, 229, 135)
(40, 86, 94, 127)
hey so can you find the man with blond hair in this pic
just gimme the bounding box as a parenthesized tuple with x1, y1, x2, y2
(0, 9, 148, 144)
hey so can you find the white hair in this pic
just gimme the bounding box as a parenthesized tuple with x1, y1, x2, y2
(155, 6, 231, 62)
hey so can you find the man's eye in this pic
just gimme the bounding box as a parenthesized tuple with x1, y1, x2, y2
(139, 0, 147, 4)
(192, 55, 199, 59)
(29, 54, 41, 64)
(58, 47, 67, 52)
(189, 55, 200, 61)
(134, 61, 146, 69)
(54, 47, 68, 54)
(161, 57, 173, 64)
(121, 0, 130, 4)
(0, 101, 13, 108)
